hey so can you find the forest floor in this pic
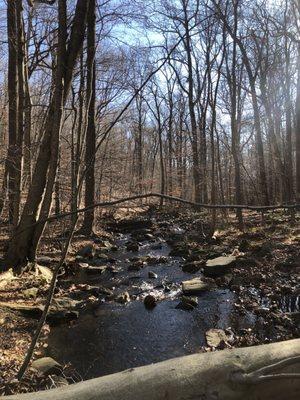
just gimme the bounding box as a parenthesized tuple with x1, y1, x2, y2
(0, 207, 299, 396)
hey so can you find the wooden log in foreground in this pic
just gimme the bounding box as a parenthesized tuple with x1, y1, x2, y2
(6, 339, 300, 400)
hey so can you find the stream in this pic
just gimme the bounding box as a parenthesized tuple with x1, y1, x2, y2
(45, 230, 299, 380)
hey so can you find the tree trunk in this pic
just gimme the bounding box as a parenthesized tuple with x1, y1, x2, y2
(229, 5, 243, 230)
(296, 42, 300, 203)
(28, 0, 67, 260)
(284, 37, 294, 203)
(80, 0, 96, 235)
(136, 94, 143, 195)
(259, 75, 285, 202)
(3, 0, 90, 272)
(71, 55, 85, 225)
(5, 340, 300, 400)
(214, 0, 269, 205)
(182, 3, 201, 203)
(23, 16, 32, 187)
(13, 0, 26, 226)
(7, 0, 19, 223)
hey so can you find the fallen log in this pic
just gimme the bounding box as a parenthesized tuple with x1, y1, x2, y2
(9, 193, 300, 242)
(6, 339, 300, 400)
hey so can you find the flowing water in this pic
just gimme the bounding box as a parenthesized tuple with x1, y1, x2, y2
(46, 232, 298, 380)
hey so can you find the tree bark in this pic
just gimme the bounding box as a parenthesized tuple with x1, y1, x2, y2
(229, 2, 243, 230)
(3, 0, 90, 271)
(7, 0, 19, 223)
(214, 0, 269, 205)
(284, 33, 294, 203)
(13, 0, 26, 226)
(296, 41, 300, 203)
(23, 16, 32, 187)
(28, 0, 67, 260)
(178, 0, 201, 203)
(6, 339, 300, 400)
(80, 0, 96, 235)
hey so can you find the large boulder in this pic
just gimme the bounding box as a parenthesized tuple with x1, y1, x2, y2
(203, 255, 236, 277)
(47, 297, 81, 325)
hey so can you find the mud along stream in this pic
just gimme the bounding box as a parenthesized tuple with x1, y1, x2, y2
(43, 217, 300, 380)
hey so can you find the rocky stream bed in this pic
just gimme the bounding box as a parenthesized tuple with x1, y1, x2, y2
(0, 209, 299, 394)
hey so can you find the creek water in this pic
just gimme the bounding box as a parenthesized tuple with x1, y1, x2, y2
(46, 233, 298, 380)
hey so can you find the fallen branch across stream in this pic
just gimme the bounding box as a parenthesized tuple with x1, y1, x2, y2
(6, 339, 300, 400)
(11, 193, 300, 240)
(46, 192, 300, 222)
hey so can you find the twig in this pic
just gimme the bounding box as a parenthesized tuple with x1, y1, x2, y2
(16, 216, 78, 381)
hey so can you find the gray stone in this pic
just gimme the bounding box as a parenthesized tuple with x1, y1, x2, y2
(182, 278, 212, 295)
(182, 261, 204, 273)
(144, 233, 155, 241)
(169, 245, 190, 257)
(93, 254, 109, 262)
(205, 329, 228, 348)
(85, 266, 106, 275)
(126, 242, 139, 252)
(106, 265, 119, 274)
(47, 310, 79, 326)
(0, 302, 43, 318)
(176, 296, 198, 311)
(98, 286, 114, 296)
(203, 255, 236, 277)
(78, 262, 89, 269)
(128, 262, 144, 271)
(23, 287, 39, 299)
(52, 297, 80, 310)
(77, 244, 95, 258)
(144, 294, 156, 309)
(151, 243, 163, 250)
(36, 256, 53, 266)
(31, 357, 62, 376)
(116, 292, 130, 304)
(36, 265, 53, 283)
(0, 269, 15, 289)
(159, 256, 168, 264)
